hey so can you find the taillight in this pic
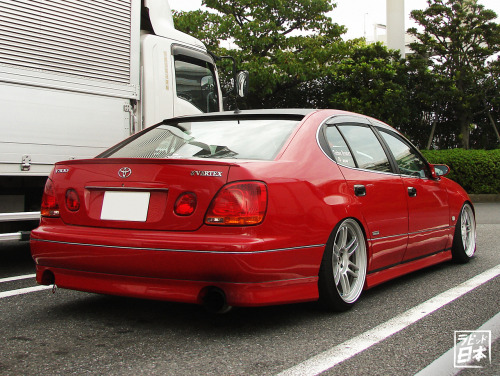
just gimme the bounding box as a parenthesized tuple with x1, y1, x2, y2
(174, 192, 197, 216)
(41, 178, 60, 218)
(205, 181, 267, 225)
(65, 189, 80, 211)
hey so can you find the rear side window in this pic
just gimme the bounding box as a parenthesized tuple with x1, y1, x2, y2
(338, 125, 391, 173)
(325, 126, 356, 167)
(103, 119, 299, 161)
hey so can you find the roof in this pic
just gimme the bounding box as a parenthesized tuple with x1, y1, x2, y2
(162, 108, 398, 134)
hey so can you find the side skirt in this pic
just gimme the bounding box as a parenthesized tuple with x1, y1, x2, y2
(365, 249, 452, 289)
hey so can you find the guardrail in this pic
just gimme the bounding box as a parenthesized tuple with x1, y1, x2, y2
(0, 212, 40, 242)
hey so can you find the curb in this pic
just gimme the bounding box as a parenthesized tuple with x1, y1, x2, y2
(469, 194, 500, 203)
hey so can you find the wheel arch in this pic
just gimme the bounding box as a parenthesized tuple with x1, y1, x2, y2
(324, 215, 369, 250)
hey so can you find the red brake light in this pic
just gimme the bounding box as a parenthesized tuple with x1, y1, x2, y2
(41, 178, 60, 217)
(174, 192, 197, 216)
(205, 181, 267, 226)
(65, 189, 80, 211)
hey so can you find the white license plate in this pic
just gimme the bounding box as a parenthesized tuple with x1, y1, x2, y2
(100, 191, 150, 222)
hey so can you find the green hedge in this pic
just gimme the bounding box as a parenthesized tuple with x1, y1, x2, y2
(421, 149, 500, 194)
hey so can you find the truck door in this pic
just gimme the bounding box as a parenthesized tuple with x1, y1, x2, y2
(141, 38, 222, 127)
(171, 45, 221, 117)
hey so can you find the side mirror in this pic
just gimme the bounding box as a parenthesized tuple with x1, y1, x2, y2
(235, 70, 249, 98)
(201, 75, 214, 90)
(430, 164, 450, 179)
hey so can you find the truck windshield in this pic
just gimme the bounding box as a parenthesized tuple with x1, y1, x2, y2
(102, 118, 300, 161)
(174, 56, 219, 113)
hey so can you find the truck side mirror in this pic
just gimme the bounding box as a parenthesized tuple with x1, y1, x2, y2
(201, 75, 214, 90)
(236, 71, 249, 98)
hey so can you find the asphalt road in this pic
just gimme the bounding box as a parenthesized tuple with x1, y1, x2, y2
(1, 203, 499, 375)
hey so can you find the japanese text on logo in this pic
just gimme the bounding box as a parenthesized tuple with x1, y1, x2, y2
(454, 330, 491, 368)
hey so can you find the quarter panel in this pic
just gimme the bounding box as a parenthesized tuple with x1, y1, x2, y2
(226, 159, 350, 256)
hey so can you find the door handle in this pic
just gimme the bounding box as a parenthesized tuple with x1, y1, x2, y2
(354, 184, 366, 197)
(408, 187, 417, 197)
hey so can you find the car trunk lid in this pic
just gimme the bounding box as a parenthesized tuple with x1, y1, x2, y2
(50, 158, 233, 231)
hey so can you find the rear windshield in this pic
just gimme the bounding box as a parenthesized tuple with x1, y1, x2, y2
(104, 119, 300, 160)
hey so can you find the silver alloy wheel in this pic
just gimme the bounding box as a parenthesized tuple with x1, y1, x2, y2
(331, 219, 367, 304)
(460, 204, 476, 257)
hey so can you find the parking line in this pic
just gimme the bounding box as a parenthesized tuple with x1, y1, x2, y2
(0, 273, 36, 283)
(0, 285, 52, 299)
(277, 264, 500, 376)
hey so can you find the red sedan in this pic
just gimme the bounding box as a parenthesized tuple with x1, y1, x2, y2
(31, 109, 476, 312)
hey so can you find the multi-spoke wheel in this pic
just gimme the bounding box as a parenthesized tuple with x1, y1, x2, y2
(319, 218, 367, 311)
(452, 203, 476, 263)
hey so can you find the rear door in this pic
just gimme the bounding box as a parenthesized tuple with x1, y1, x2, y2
(323, 118, 409, 271)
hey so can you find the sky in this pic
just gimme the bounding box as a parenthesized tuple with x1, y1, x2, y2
(167, 0, 500, 41)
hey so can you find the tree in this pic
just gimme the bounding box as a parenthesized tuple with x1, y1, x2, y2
(405, 43, 456, 149)
(481, 58, 500, 148)
(409, 0, 500, 149)
(173, 0, 346, 109)
(325, 42, 410, 128)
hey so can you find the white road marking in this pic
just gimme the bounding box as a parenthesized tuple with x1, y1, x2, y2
(0, 285, 52, 299)
(277, 264, 500, 376)
(0, 273, 36, 283)
(414, 310, 500, 376)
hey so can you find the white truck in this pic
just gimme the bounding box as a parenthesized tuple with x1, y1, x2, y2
(0, 0, 225, 242)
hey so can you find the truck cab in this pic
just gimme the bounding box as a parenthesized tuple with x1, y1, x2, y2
(140, 0, 223, 129)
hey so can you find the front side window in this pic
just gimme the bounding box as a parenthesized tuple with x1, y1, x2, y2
(379, 131, 429, 178)
(338, 125, 392, 173)
(174, 56, 219, 113)
(103, 119, 300, 161)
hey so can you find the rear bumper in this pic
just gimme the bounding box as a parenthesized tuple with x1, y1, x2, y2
(31, 224, 324, 307)
(34, 265, 318, 307)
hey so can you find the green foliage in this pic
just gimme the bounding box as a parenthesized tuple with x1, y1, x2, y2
(172, 0, 500, 150)
(408, 0, 500, 149)
(325, 42, 410, 127)
(421, 149, 500, 193)
(173, 0, 346, 109)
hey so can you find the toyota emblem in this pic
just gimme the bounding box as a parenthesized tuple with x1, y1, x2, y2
(118, 167, 132, 178)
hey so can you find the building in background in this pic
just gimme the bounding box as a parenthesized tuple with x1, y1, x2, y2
(368, 0, 417, 57)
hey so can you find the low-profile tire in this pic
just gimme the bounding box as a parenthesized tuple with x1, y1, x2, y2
(451, 203, 476, 263)
(318, 218, 367, 312)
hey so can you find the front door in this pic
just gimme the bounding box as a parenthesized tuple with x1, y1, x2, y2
(378, 130, 450, 261)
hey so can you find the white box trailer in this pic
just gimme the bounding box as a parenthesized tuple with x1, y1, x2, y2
(0, 0, 223, 241)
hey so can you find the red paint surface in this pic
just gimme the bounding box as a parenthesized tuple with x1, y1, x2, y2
(31, 110, 471, 307)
